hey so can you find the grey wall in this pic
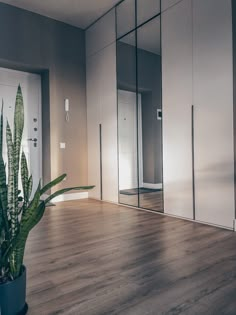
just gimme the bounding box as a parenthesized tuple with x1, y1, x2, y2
(0, 3, 88, 189)
(117, 42, 162, 184)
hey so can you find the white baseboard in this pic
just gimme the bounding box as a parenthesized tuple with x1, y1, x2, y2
(52, 192, 89, 203)
(142, 183, 162, 189)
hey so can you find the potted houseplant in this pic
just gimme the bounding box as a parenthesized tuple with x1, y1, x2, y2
(0, 85, 94, 315)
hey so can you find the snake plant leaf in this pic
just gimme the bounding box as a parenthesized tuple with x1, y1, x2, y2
(10, 185, 41, 277)
(6, 121, 16, 236)
(0, 100, 3, 156)
(0, 155, 9, 241)
(0, 102, 4, 237)
(21, 151, 29, 204)
(21, 183, 41, 221)
(0, 156, 8, 210)
(6, 121, 19, 276)
(44, 186, 95, 204)
(0, 206, 3, 242)
(10, 202, 46, 277)
(14, 86, 24, 172)
(13, 85, 24, 228)
(11, 184, 45, 276)
(0, 165, 4, 236)
(0, 85, 95, 282)
(0, 172, 7, 212)
(40, 174, 67, 195)
(27, 175, 33, 202)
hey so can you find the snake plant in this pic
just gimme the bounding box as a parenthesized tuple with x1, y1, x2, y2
(0, 85, 94, 283)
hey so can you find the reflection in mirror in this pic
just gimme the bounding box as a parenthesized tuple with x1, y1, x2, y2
(117, 31, 139, 207)
(137, 16, 163, 212)
(116, 0, 136, 38)
(137, 0, 161, 26)
(117, 17, 163, 212)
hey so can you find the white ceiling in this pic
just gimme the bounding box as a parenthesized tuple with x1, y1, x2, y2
(0, 0, 120, 29)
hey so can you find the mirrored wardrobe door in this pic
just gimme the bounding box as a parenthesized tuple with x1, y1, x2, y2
(117, 31, 139, 207)
(137, 16, 164, 212)
(137, 0, 161, 27)
(116, 0, 136, 38)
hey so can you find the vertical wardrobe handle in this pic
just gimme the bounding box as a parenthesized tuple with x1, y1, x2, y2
(191, 105, 196, 220)
(99, 124, 103, 200)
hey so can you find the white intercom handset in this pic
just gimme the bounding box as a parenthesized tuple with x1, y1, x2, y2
(65, 98, 70, 122)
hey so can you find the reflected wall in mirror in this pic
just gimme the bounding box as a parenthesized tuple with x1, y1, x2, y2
(137, 0, 161, 26)
(117, 16, 163, 212)
(116, 0, 135, 38)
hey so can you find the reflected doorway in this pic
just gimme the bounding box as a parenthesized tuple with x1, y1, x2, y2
(118, 90, 143, 207)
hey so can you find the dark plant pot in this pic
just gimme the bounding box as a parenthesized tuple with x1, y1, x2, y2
(0, 266, 28, 315)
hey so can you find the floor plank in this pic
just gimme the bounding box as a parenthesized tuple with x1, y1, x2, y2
(25, 199, 236, 315)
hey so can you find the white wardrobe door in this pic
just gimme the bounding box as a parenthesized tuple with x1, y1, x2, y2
(86, 53, 102, 199)
(100, 43, 118, 203)
(86, 9, 116, 58)
(86, 10, 117, 202)
(162, 0, 193, 219)
(193, 0, 234, 229)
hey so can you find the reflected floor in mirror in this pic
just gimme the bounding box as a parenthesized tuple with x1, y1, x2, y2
(119, 189, 163, 212)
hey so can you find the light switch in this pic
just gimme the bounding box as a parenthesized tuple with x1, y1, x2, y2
(60, 142, 66, 149)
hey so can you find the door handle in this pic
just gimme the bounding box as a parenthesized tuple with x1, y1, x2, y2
(27, 138, 37, 142)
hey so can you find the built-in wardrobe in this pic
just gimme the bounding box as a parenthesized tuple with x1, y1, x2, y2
(86, 9, 118, 203)
(162, 0, 235, 229)
(86, 0, 235, 230)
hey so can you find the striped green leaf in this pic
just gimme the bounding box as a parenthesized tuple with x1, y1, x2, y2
(0, 155, 9, 240)
(27, 175, 33, 202)
(11, 184, 45, 277)
(6, 121, 16, 236)
(14, 85, 24, 172)
(13, 86, 24, 231)
(0, 100, 3, 156)
(21, 151, 29, 204)
(40, 174, 67, 195)
(0, 103, 4, 237)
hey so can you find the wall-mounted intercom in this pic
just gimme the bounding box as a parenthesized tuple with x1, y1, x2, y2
(65, 98, 70, 122)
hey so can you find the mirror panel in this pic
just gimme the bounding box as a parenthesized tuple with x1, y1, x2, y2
(117, 15, 163, 212)
(117, 31, 139, 207)
(116, 0, 136, 38)
(137, 17, 163, 212)
(137, 0, 161, 26)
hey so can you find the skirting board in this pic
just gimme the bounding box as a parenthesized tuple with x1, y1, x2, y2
(51, 192, 88, 203)
(115, 201, 234, 231)
(142, 183, 163, 189)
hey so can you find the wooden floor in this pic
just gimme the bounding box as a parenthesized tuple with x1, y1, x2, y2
(25, 199, 236, 315)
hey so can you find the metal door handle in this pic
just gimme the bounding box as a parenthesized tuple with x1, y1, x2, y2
(27, 138, 37, 142)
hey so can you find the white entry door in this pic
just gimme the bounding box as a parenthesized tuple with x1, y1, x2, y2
(0, 68, 42, 195)
(118, 90, 143, 190)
